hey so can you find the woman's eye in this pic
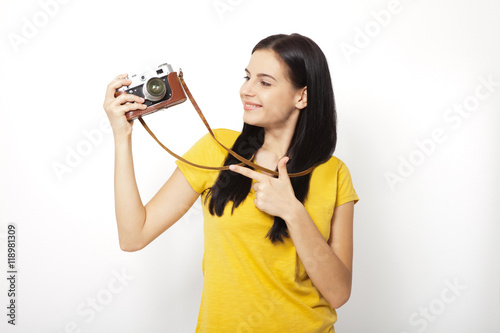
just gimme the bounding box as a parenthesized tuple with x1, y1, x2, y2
(243, 76, 270, 86)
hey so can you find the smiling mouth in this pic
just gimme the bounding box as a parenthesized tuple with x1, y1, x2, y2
(243, 102, 262, 111)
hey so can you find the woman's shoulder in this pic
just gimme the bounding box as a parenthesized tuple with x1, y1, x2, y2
(318, 155, 347, 171)
(193, 128, 241, 158)
(313, 155, 358, 202)
(195, 128, 240, 146)
(213, 128, 241, 139)
(211, 128, 241, 147)
(313, 155, 356, 181)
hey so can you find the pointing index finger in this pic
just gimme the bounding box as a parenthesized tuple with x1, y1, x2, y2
(229, 164, 266, 182)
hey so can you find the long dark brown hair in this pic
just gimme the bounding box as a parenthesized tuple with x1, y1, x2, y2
(202, 33, 337, 244)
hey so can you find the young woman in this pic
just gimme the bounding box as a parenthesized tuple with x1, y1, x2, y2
(103, 33, 359, 333)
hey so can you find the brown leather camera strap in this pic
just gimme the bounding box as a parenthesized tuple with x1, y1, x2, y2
(138, 70, 315, 177)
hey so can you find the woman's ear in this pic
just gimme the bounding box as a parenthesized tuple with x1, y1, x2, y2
(295, 87, 307, 109)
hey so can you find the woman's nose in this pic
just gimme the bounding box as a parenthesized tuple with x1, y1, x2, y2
(240, 80, 255, 97)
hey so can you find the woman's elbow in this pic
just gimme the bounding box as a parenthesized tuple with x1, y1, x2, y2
(119, 239, 145, 252)
(327, 284, 352, 309)
(329, 293, 351, 309)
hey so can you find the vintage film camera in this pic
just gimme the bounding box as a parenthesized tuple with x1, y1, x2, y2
(116, 63, 187, 121)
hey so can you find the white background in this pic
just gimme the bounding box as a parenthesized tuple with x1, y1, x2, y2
(0, 0, 499, 332)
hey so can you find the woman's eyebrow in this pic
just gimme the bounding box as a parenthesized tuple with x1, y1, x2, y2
(245, 68, 277, 81)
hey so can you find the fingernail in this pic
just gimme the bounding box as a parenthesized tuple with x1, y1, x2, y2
(229, 165, 235, 170)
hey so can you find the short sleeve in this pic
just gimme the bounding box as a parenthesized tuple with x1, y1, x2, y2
(335, 160, 359, 207)
(174, 130, 222, 194)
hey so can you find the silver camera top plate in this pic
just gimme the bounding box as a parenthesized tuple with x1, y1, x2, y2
(118, 63, 174, 92)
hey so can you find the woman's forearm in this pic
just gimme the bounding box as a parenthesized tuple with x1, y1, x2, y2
(113, 134, 146, 250)
(284, 203, 352, 309)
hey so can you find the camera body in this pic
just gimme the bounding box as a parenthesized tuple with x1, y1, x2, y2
(117, 63, 187, 121)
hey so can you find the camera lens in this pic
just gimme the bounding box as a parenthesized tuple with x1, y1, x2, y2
(143, 77, 166, 101)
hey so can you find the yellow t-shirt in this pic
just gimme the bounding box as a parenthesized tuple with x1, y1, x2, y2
(175, 128, 359, 333)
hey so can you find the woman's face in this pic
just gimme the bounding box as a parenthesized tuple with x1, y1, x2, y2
(240, 49, 306, 128)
